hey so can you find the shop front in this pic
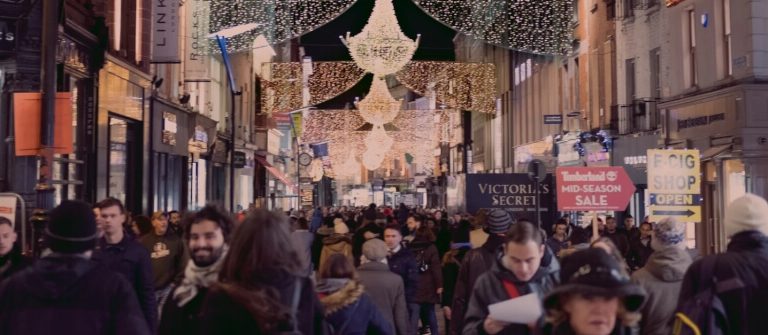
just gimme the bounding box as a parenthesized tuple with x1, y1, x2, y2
(187, 113, 217, 210)
(611, 132, 663, 224)
(660, 85, 768, 253)
(150, 98, 192, 212)
(514, 136, 556, 173)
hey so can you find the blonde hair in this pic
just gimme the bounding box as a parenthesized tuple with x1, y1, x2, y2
(151, 211, 166, 221)
(546, 293, 641, 328)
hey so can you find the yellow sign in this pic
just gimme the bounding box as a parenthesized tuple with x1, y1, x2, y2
(647, 149, 702, 222)
(649, 205, 702, 223)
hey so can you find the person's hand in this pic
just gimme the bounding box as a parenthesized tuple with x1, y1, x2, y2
(443, 306, 452, 320)
(483, 317, 509, 334)
(437, 287, 444, 295)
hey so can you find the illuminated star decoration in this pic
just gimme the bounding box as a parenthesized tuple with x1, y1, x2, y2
(341, 0, 421, 77)
(412, 0, 573, 55)
(209, 0, 358, 54)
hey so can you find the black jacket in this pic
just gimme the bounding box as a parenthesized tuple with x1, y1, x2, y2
(93, 235, 158, 332)
(200, 269, 325, 335)
(140, 232, 189, 290)
(450, 234, 506, 335)
(678, 230, 768, 335)
(463, 252, 559, 335)
(158, 285, 209, 335)
(409, 240, 443, 304)
(317, 279, 394, 335)
(0, 255, 150, 335)
(0, 244, 32, 282)
(387, 244, 419, 303)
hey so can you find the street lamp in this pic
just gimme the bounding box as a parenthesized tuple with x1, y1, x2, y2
(208, 23, 261, 213)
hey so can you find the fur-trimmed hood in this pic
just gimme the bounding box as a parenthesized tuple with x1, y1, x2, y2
(316, 278, 364, 315)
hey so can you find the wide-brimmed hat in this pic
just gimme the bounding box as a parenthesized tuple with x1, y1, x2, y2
(544, 248, 646, 312)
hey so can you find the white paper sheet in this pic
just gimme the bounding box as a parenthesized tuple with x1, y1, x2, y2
(487, 293, 543, 324)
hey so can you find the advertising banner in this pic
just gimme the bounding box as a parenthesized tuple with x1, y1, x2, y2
(152, 0, 181, 63)
(556, 167, 636, 211)
(184, 0, 210, 81)
(647, 149, 702, 222)
(465, 173, 555, 221)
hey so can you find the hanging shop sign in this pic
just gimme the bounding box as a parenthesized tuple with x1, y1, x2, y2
(556, 167, 636, 211)
(647, 149, 702, 222)
(0, 19, 16, 52)
(465, 173, 554, 217)
(13, 93, 73, 156)
(152, 0, 181, 63)
(543, 115, 563, 125)
(184, 0, 210, 81)
(233, 151, 246, 169)
(162, 112, 178, 145)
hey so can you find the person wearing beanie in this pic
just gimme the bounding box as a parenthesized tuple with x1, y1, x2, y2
(357, 239, 409, 335)
(677, 193, 768, 335)
(630, 217, 692, 335)
(318, 218, 353, 271)
(0, 200, 150, 335)
(542, 248, 646, 335)
(383, 224, 420, 334)
(441, 219, 472, 335)
(450, 209, 513, 335)
(352, 213, 385, 267)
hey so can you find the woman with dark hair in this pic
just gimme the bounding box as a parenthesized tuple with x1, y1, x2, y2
(131, 215, 153, 238)
(408, 225, 443, 335)
(316, 253, 394, 334)
(591, 237, 631, 276)
(542, 248, 646, 335)
(441, 219, 472, 335)
(200, 210, 324, 335)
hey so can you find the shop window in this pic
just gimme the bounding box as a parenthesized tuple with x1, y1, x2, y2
(724, 159, 746, 205)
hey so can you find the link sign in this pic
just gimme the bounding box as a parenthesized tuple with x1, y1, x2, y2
(647, 149, 702, 222)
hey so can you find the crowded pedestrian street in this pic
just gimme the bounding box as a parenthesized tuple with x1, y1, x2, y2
(1, 0, 768, 334)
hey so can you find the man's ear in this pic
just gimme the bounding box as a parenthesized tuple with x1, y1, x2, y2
(539, 244, 545, 256)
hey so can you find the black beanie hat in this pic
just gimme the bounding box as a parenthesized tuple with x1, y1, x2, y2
(46, 200, 99, 254)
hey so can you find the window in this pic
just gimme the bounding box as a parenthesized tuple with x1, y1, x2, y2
(607, 0, 616, 20)
(626, 58, 636, 103)
(686, 9, 698, 87)
(53, 75, 85, 204)
(650, 48, 661, 99)
(624, 0, 635, 18)
(723, 0, 732, 77)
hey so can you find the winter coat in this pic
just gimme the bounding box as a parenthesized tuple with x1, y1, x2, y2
(408, 240, 443, 304)
(387, 244, 419, 303)
(631, 246, 692, 335)
(319, 234, 354, 270)
(353, 223, 384, 266)
(291, 229, 315, 277)
(140, 232, 189, 290)
(604, 230, 630, 258)
(317, 279, 395, 335)
(200, 269, 324, 335)
(436, 220, 452, 257)
(158, 285, 209, 335)
(312, 225, 335, 270)
(310, 209, 324, 233)
(678, 230, 768, 335)
(442, 247, 469, 308)
(93, 235, 157, 331)
(470, 228, 489, 249)
(541, 322, 635, 335)
(627, 236, 654, 271)
(450, 233, 505, 335)
(463, 248, 559, 335)
(0, 244, 32, 282)
(357, 261, 409, 335)
(0, 255, 150, 335)
(545, 237, 569, 258)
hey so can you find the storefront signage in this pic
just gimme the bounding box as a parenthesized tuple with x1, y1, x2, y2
(162, 112, 177, 145)
(544, 115, 563, 125)
(151, 0, 180, 63)
(0, 195, 17, 228)
(184, 0, 210, 81)
(647, 149, 702, 222)
(233, 151, 246, 168)
(194, 126, 208, 143)
(0, 19, 16, 52)
(465, 173, 554, 216)
(677, 113, 725, 130)
(556, 167, 636, 211)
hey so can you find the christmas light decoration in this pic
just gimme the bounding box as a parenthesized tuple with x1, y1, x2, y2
(395, 61, 497, 114)
(355, 77, 402, 126)
(412, 0, 573, 55)
(209, 0, 357, 54)
(362, 124, 394, 170)
(341, 0, 421, 77)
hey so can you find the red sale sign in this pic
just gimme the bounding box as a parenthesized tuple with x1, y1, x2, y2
(555, 167, 636, 211)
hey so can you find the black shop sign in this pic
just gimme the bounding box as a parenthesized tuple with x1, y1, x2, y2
(0, 19, 16, 52)
(466, 173, 555, 221)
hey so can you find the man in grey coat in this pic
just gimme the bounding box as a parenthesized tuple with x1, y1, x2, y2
(631, 217, 692, 335)
(357, 239, 409, 335)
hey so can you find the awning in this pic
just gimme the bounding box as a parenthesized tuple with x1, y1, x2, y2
(701, 144, 732, 161)
(255, 156, 296, 192)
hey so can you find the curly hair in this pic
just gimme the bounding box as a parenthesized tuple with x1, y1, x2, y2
(545, 293, 641, 328)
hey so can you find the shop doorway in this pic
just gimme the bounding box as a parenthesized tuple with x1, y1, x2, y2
(108, 116, 142, 214)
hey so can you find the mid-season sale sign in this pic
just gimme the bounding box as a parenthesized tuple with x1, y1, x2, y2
(556, 167, 636, 211)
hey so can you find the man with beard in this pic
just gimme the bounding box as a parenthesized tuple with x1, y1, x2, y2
(159, 205, 232, 335)
(168, 211, 183, 237)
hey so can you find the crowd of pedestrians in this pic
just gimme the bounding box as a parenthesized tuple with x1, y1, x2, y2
(0, 193, 768, 335)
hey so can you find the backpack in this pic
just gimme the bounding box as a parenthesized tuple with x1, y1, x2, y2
(672, 258, 744, 335)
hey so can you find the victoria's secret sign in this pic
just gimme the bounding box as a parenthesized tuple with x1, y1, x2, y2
(466, 173, 554, 217)
(0, 19, 16, 52)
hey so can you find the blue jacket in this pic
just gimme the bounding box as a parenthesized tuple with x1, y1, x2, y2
(387, 244, 419, 303)
(318, 279, 394, 335)
(93, 235, 157, 332)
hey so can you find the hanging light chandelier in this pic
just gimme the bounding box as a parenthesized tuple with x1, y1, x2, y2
(341, 0, 420, 77)
(362, 124, 394, 170)
(355, 77, 401, 126)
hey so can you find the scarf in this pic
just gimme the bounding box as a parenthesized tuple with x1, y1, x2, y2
(173, 245, 229, 307)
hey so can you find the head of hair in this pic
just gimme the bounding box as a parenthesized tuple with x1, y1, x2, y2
(414, 225, 436, 242)
(151, 211, 166, 221)
(409, 214, 424, 222)
(182, 204, 234, 242)
(384, 223, 402, 235)
(555, 219, 568, 227)
(546, 293, 641, 328)
(219, 209, 300, 284)
(297, 217, 309, 230)
(97, 197, 125, 213)
(132, 215, 152, 236)
(169, 210, 179, 216)
(625, 214, 633, 219)
(318, 253, 356, 280)
(0, 216, 11, 228)
(505, 221, 544, 246)
(639, 221, 652, 230)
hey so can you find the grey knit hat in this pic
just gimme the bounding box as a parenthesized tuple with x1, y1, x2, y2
(653, 217, 686, 247)
(486, 209, 513, 234)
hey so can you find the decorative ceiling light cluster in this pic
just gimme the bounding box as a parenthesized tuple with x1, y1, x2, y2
(412, 0, 573, 55)
(362, 125, 395, 170)
(396, 61, 497, 114)
(209, 0, 357, 54)
(355, 77, 402, 126)
(341, 0, 421, 77)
